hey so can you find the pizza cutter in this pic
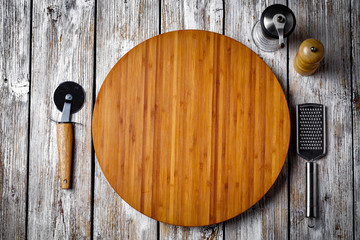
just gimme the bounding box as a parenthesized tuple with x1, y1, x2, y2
(54, 81, 85, 189)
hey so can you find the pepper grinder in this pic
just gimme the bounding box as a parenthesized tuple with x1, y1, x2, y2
(252, 4, 296, 52)
(294, 39, 325, 76)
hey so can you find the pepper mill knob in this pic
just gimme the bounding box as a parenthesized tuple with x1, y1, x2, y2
(294, 38, 325, 76)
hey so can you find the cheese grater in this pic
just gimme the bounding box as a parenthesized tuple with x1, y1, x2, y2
(296, 103, 326, 220)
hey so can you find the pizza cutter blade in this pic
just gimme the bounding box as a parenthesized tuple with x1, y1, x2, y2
(53, 81, 85, 189)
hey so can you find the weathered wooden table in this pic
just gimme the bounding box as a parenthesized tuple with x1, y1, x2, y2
(1, 0, 358, 239)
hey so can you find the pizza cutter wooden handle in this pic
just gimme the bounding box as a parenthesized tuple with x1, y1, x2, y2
(294, 38, 325, 76)
(56, 123, 73, 189)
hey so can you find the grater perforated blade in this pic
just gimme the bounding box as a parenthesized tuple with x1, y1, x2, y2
(296, 103, 326, 161)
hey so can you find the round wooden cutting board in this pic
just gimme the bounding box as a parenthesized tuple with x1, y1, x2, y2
(92, 30, 290, 226)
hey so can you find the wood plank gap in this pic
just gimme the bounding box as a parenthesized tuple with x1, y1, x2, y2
(222, 0, 225, 35)
(223, 219, 225, 240)
(90, 1, 98, 240)
(286, 2, 291, 240)
(349, 0, 355, 239)
(351, 1, 360, 239)
(159, 0, 162, 34)
(157, 221, 160, 240)
(25, 0, 34, 239)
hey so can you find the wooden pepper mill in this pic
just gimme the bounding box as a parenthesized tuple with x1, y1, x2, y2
(294, 39, 325, 76)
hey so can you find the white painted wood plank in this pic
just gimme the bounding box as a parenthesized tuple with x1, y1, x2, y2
(93, 1, 159, 239)
(352, 0, 359, 239)
(28, 0, 94, 238)
(289, 1, 353, 239)
(224, 0, 288, 239)
(161, 0, 223, 33)
(159, 1, 224, 239)
(0, 0, 30, 239)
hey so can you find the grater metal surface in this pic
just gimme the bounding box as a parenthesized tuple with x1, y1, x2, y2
(296, 103, 326, 161)
(296, 103, 326, 220)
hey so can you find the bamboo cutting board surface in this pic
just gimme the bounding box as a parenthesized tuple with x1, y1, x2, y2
(92, 30, 290, 226)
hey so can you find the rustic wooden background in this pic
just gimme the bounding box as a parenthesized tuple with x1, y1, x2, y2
(0, 0, 358, 239)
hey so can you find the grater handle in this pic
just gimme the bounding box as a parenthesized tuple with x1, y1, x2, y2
(306, 162, 317, 218)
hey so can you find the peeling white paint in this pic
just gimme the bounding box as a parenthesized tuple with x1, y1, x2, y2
(9, 81, 29, 101)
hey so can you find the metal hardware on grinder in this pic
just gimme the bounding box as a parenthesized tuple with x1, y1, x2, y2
(252, 4, 296, 52)
(53, 81, 85, 189)
(294, 38, 325, 76)
(296, 103, 326, 227)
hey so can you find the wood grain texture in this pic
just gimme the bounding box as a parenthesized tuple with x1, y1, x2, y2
(28, 0, 94, 238)
(289, 1, 353, 239)
(352, 0, 360, 239)
(56, 123, 73, 189)
(224, 1, 289, 239)
(161, 0, 223, 33)
(92, 30, 290, 226)
(160, 0, 224, 237)
(94, 0, 159, 239)
(0, 0, 30, 238)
